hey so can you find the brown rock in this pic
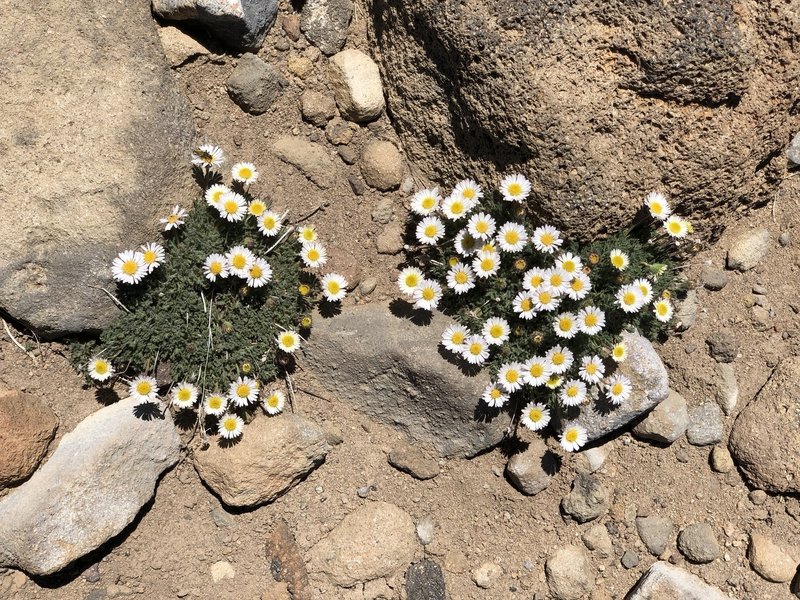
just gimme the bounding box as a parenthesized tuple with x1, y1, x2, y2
(0, 391, 58, 488)
(301, 90, 337, 127)
(388, 442, 440, 480)
(282, 14, 301, 42)
(748, 532, 798, 583)
(505, 438, 555, 495)
(265, 519, 311, 600)
(361, 140, 404, 191)
(193, 414, 333, 507)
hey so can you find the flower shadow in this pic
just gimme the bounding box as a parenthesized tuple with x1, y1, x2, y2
(132, 401, 167, 421)
(389, 298, 432, 327)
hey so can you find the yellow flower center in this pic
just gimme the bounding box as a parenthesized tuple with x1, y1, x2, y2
(563, 260, 575, 273)
(506, 370, 519, 383)
(489, 324, 504, 338)
(136, 381, 152, 395)
(613, 346, 625, 359)
(211, 190, 224, 203)
(455, 271, 468, 284)
(668, 221, 681, 233)
(422, 287, 435, 301)
(611, 255, 625, 268)
(167, 214, 179, 224)
(585, 313, 597, 326)
(209, 397, 222, 409)
(490, 388, 501, 399)
(239, 167, 253, 179)
(424, 225, 437, 238)
(143, 250, 156, 264)
(567, 386, 578, 397)
(540, 232, 554, 246)
(476, 221, 489, 234)
(232, 255, 246, 269)
(451, 201, 464, 215)
(539, 291, 552, 304)
(530, 275, 543, 287)
(301, 316, 312, 328)
(550, 274, 563, 287)
(571, 279, 584, 292)
(481, 258, 495, 271)
(178, 388, 191, 402)
(224, 199, 239, 214)
(565, 429, 578, 443)
(651, 202, 663, 214)
(224, 418, 237, 432)
(639, 284, 650, 295)
(507, 182, 522, 196)
(530, 363, 544, 377)
(623, 291, 637, 305)
(521, 298, 532, 312)
(95, 361, 108, 374)
(469, 342, 482, 356)
(250, 202, 265, 216)
(298, 284, 310, 296)
(552, 353, 565, 366)
(404, 274, 419, 288)
(452, 331, 465, 345)
(281, 333, 296, 347)
(657, 303, 668, 316)
(302, 229, 315, 241)
(122, 260, 138, 276)
(307, 249, 320, 261)
(448, 256, 459, 267)
(421, 196, 436, 210)
(612, 383, 623, 395)
(263, 217, 275, 229)
(558, 317, 572, 332)
(505, 231, 519, 245)
(586, 363, 597, 375)
(268, 395, 279, 407)
(210, 261, 223, 275)
(462, 188, 475, 200)
(250, 265, 263, 278)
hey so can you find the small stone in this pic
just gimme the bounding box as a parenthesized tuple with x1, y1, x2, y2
(375, 223, 404, 255)
(686, 403, 723, 446)
(779, 231, 792, 247)
(674, 290, 699, 332)
(675, 447, 689, 463)
(576, 444, 610, 474)
(752, 284, 768, 295)
(356, 486, 370, 498)
(300, 90, 336, 127)
(157, 26, 209, 67)
(582, 525, 613, 559)
(82, 564, 101, 583)
(406, 559, 446, 600)
(677, 523, 720, 564)
(632, 389, 689, 444)
(748, 490, 767, 505)
(545, 546, 595, 600)
(710, 446, 734, 473)
(726, 228, 771, 271)
(505, 438, 555, 496)
(706, 331, 738, 363)
(361, 140, 404, 191)
(388, 442, 440, 480)
(747, 532, 797, 583)
(714, 363, 739, 415)
(401, 177, 414, 194)
(358, 277, 377, 296)
(226, 53, 286, 115)
(337, 145, 359, 164)
(209, 506, 235, 528)
(472, 562, 502, 589)
(272, 136, 337, 189)
(701, 266, 729, 291)
(274, 38, 290, 51)
(415, 515, 436, 546)
(287, 54, 314, 79)
(636, 515, 674, 556)
(621, 550, 639, 569)
(210, 560, 235, 583)
(371, 197, 394, 224)
(300, 0, 353, 55)
(329, 49, 385, 122)
(561, 473, 610, 523)
(348, 175, 366, 196)
(282, 14, 301, 41)
(0, 390, 59, 488)
(326, 117, 356, 145)
(787, 132, 800, 164)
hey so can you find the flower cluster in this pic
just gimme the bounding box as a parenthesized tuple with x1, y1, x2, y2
(400, 176, 688, 452)
(84, 144, 347, 442)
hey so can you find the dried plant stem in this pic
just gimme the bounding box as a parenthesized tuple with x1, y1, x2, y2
(2, 319, 36, 361)
(285, 373, 297, 413)
(88, 285, 130, 313)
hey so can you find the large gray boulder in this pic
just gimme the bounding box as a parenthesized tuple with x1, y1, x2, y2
(367, 0, 797, 240)
(302, 304, 508, 457)
(0, 0, 194, 338)
(0, 398, 180, 575)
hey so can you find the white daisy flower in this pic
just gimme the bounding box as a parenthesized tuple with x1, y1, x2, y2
(454, 230, 481, 255)
(410, 188, 442, 216)
(229, 376, 259, 407)
(544, 268, 570, 294)
(546, 374, 564, 390)
(606, 373, 633, 405)
(300, 241, 328, 268)
(498, 362, 525, 393)
(499, 173, 531, 202)
(416, 216, 446, 245)
(579, 355, 605, 384)
(653, 299, 674, 322)
(218, 192, 247, 222)
(553, 311, 579, 339)
(245, 200, 266, 219)
(462, 335, 490, 365)
(192, 144, 224, 170)
(160, 205, 188, 231)
(203, 253, 230, 282)
(560, 379, 588, 407)
(231, 162, 258, 185)
(560, 422, 588, 452)
(111, 250, 148, 284)
(466, 212, 496, 240)
(520, 402, 551, 432)
(664, 215, 689, 238)
(246, 257, 272, 288)
(226, 246, 255, 278)
(205, 184, 229, 208)
(531, 287, 561, 312)
(611, 341, 628, 363)
(496, 222, 528, 252)
(298, 225, 317, 244)
(172, 382, 199, 409)
(218, 413, 244, 439)
(140, 243, 165, 273)
(472, 250, 500, 278)
(441, 324, 470, 353)
(616, 284, 645, 313)
(633, 278, 654, 304)
(609, 249, 629, 271)
(452, 178, 483, 207)
(482, 317, 510, 346)
(522, 267, 547, 291)
(555, 252, 582, 276)
(397, 267, 424, 296)
(441, 195, 469, 220)
(565, 272, 592, 301)
(512, 291, 537, 320)
(645, 191, 671, 221)
(446, 263, 475, 294)
(523, 356, 551, 387)
(546, 345, 574, 374)
(277, 330, 301, 353)
(87, 357, 114, 382)
(413, 279, 442, 311)
(482, 382, 509, 408)
(257, 210, 283, 237)
(577, 306, 605, 335)
(129, 375, 158, 402)
(263, 389, 286, 415)
(204, 393, 228, 417)
(532, 225, 563, 254)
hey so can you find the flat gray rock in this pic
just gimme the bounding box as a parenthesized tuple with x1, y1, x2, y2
(633, 389, 688, 444)
(226, 53, 286, 115)
(686, 403, 723, 446)
(0, 0, 194, 337)
(726, 228, 771, 272)
(152, 0, 278, 50)
(0, 398, 180, 575)
(302, 304, 506, 457)
(626, 561, 736, 599)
